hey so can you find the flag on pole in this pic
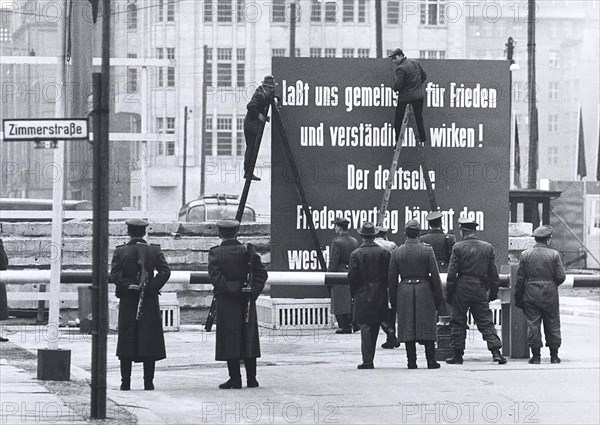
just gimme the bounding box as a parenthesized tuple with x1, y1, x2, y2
(514, 116, 521, 188)
(577, 105, 587, 180)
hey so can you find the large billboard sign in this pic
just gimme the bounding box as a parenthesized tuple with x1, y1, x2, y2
(271, 58, 510, 271)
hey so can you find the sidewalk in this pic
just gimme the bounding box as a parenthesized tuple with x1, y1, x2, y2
(1, 302, 599, 424)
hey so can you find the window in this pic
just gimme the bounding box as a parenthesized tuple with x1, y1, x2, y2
(548, 114, 559, 132)
(358, 0, 366, 22)
(237, 63, 245, 87)
(310, 48, 322, 58)
(236, 0, 245, 23)
(204, 48, 213, 87)
(311, 0, 322, 22)
(237, 117, 244, 156)
(204, 117, 213, 155)
(421, 0, 445, 25)
(167, 47, 175, 60)
(217, 117, 233, 156)
(126, 1, 138, 30)
(217, 48, 232, 87)
(388, 1, 400, 24)
(156, 117, 164, 133)
(167, 67, 175, 87)
(273, 48, 286, 57)
(158, 68, 164, 87)
(204, 0, 213, 22)
(547, 146, 558, 165)
(273, 0, 286, 22)
(158, 0, 164, 21)
(419, 50, 446, 59)
(548, 81, 559, 101)
(549, 50, 559, 68)
(343, 0, 354, 22)
(0, 25, 11, 42)
(342, 48, 354, 58)
(324, 48, 336, 58)
(324, 2, 337, 22)
(167, 0, 175, 22)
(237, 48, 245, 86)
(218, 0, 232, 22)
(295, 48, 301, 57)
(127, 68, 138, 93)
(156, 48, 164, 59)
(166, 117, 175, 134)
(358, 48, 370, 58)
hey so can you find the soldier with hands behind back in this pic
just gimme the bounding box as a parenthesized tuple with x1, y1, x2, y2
(445, 217, 506, 365)
(515, 225, 566, 364)
(209, 219, 268, 389)
(388, 220, 444, 369)
(111, 219, 171, 391)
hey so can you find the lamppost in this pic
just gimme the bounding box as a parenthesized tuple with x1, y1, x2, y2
(182, 106, 192, 207)
(506, 37, 520, 188)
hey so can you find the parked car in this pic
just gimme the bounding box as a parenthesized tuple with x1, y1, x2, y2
(178, 194, 256, 223)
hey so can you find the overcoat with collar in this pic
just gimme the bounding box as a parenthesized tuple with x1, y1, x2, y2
(110, 238, 171, 361)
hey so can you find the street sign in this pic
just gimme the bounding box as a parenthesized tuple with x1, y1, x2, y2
(2, 118, 89, 141)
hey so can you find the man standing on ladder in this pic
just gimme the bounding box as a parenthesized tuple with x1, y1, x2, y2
(243, 75, 278, 181)
(389, 48, 428, 144)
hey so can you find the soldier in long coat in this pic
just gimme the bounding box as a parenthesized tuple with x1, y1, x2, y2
(515, 225, 566, 364)
(420, 211, 455, 273)
(110, 219, 171, 391)
(445, 217, 506, 365)
(388, 220, 444, 369)
(0, 237, 9, 341)
(348, 222, 390, 369)
(208, 219, 268, 389)
(328, 216, 359, 334)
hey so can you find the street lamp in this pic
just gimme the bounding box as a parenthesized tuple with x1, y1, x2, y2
(182, 106, 192, 207)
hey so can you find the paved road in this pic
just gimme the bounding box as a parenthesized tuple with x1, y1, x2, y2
(1, 299, 599, 424)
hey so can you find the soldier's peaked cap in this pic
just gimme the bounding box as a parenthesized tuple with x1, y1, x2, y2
(458, 217, 478, 230)
(333, 216, 350, 227)
(532, 225, 553, 238)
(216, 219, 240, 229)
(426, 211, 443, 221)
(125, 218, 149, 227)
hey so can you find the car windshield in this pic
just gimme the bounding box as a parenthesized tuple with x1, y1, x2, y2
(187, 205, 255, 222)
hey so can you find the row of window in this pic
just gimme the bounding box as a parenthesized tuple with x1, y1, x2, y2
(124, 0, 447, 28)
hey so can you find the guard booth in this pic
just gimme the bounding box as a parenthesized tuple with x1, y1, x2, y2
(509, 189, 562, 226)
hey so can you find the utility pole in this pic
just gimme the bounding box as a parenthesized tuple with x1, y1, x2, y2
(182, 106, 190, 207)
(91, 0, 111, 419)
(527, 0, 538, 190)
(200, 45, 208, 196)
(290, 2, 296, 57)
(375, 0, 383, 58)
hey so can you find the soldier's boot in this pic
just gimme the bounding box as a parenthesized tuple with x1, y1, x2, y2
(143, 361, 155, 390)
(220, 360, 242, 389)
(528, 347, 541, 364)
(491, 349, 507, 365)
(120, 360, 131, 391)
(381, 322, 400, 349)
(405, 341, 418, 369)
(550, 347, 561, 364)
(445, 349, 464, 364)
(245, 358, 259, 388)
(335, 315, 352, 334)
(425, 342, 441, 369)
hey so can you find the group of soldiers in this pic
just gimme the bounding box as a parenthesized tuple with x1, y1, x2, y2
(328, 213, 567, 369)
(109, 211, 566, 390)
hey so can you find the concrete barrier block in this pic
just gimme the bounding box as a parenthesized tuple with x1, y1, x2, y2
(509, 222, 533, 237)
(509, 236, 535, 251)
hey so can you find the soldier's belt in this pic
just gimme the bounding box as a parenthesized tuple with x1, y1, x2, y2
(400, 278, 429, 285)
(458, 274, 484, 280)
